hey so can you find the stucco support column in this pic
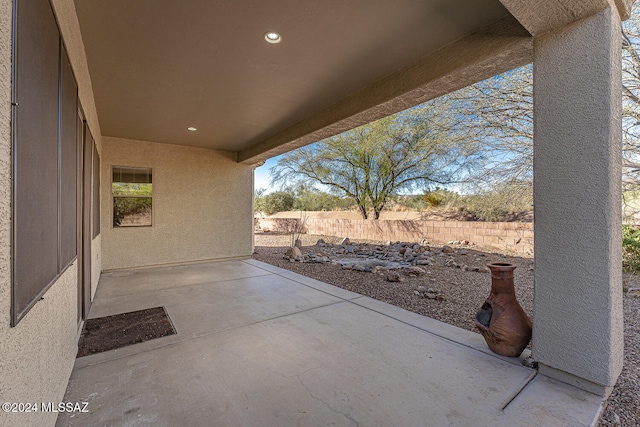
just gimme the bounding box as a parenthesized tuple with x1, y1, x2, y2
(532, 5, 623, 396)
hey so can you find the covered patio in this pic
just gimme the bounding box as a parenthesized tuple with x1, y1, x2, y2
(0, 1, 632, 426)
(57, 260, 602, 426)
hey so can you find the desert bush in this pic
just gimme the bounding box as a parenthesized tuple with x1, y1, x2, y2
(422, 191, 445, 208)
(255, 187, 355, 214)
(623, 225, 640, 273)
(255, 190, 295, 215)
(293, 187, 355, 211)
(389, 195, 425, 211)
(272, 215, 308, 247)
(452, 182, 533, 221)
(272, 218, 307, 234)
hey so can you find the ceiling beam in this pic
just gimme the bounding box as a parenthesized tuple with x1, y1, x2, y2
(614, 0, 635, 21)
(238, 15, 531, 164)
(498, 0, 630, 37)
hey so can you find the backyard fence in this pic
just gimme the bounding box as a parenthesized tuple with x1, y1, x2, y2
(255, 217, 533, 255)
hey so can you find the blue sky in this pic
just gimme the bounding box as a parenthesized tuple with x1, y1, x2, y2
(254, 157, 281, 193)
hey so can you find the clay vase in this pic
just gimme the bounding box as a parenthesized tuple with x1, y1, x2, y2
(474, 263, 532, 357)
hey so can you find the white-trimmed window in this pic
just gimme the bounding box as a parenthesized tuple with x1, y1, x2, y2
(112, 166, 153, 227)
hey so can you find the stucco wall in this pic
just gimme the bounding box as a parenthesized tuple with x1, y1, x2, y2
(532, 4, 623, 394)
(0, 266, 79, 427)
(0, 1, 103, 426)
(101, 137, 254, 270)
(0, 1, 79, 426)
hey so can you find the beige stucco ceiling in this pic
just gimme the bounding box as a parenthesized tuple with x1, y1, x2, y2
(74, 0, 528, 163)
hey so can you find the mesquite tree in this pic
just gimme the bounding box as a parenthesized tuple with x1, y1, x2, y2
(270, 103, 480, 219)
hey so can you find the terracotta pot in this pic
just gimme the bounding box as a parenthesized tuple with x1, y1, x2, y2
(474, 263, 532, 357)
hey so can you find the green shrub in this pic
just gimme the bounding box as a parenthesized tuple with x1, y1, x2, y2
(623, 225, 640, 274)
(255, 190, 296, 215)
(422, 192, 444, 208)
(113, 197, 151, 216)
(454, 182, 533, 222)
(293, 189, 354, 211)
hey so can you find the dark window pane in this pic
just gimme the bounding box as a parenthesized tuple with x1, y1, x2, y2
(13, 0, 62, 324)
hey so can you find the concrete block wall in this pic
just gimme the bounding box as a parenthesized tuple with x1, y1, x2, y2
(257, 217, 533, 254)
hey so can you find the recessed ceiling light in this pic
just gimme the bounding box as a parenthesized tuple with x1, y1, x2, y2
(187, 127, 197, 131)
(264, 32, 282, 44)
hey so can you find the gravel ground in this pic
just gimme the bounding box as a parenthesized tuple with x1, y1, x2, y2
(253, 232, 640, 427)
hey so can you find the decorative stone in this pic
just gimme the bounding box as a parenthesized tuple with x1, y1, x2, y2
(387, 271, 402, 282)
(284, 246, 302, 259)
(402, 266, 426, 277)
(340, 237, 351, 246)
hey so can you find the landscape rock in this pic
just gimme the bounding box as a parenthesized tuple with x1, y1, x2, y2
(316, 238, 326, 246)
(340, 237, 351, 246)
(284, 246, 302, 259)
(402, 266, 426, 277)
(387, 271, 402, 282)
(442, 245, 454, 254)
(423, 290, 447, 301)
(521, 356, 538, 369)
(294, 238, 303, 248)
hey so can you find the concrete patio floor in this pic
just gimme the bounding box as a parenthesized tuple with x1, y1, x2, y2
(57, 259, 605, 427)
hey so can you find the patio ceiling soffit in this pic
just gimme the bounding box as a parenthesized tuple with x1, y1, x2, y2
(238, 15, 532, 165)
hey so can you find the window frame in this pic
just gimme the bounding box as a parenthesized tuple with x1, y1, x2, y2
(111, 166, 153, 228)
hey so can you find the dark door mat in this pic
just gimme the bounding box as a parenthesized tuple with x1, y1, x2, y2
(77, 306, 176, 358)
